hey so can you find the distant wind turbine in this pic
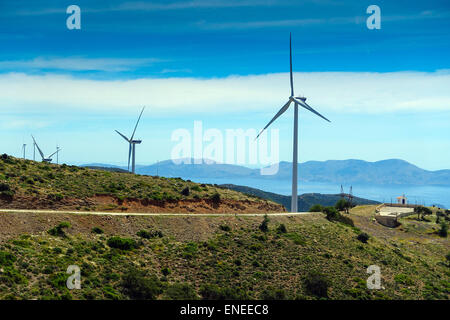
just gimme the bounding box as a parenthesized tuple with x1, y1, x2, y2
(31, 135, 59, 163)
(256, 33, 331, 212)
(115, 107, 145, 174)
(22, 143, 26, 159)
(55, 145, 61, 164)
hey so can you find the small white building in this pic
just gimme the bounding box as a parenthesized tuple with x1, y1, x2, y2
(396, 194, 407, 205)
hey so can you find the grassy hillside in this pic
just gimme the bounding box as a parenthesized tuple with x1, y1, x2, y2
(0, 155, 283, 213)
(0, 206, 448, 300)
(219, 184, 379, 211)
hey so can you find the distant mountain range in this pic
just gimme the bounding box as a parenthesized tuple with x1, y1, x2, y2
(83, 158, 450, 186)
(218, 184, 380, 212)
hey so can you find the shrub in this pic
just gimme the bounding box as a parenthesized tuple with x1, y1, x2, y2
(182, 242, 198, 259)
(210, 192, 221, 205)
(137, 229, 163, 239)
(161, 267, 171, 276)
(0, 182, 11, 192)
(121, 268, 163, 300)
(323, 206, 339, 220)
(277, 224, 287, 234)
(309, 204, 324, 212)
(219, 225, 231, 232)
(438, 223, 448, 238)
(191, 185, 201, 192)
(48, 222, 71, 237)
(323, 206, 354, 227)
(91, 227, 104, 234)
(260, 287, 286, 300)
(180, 187, 190, 196)
(304, 271, 329, 298)
(335, 199, 351, 213)
(414, 206, 433, 220)
(107, 236, 137, 250)
(259, 214, 270, 232)
(164, 283, 198, 300)
(394, 274, 414, 286)
(357, 232, 370, 243)
(0, 251, 16, 266)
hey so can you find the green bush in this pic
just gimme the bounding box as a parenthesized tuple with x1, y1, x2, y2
(304, 271, 329, 298)
(309, 204, 324, 212)
(107, 236, 137, 250)
(259, 214, 270, 232)
(137, 229, 163, 239)
(164, 283, 198, 300)
(335, 199, 351, 213)
(394, 274, 414, 286)
(210, 192, 221, 204)
(0, 251, 16, 266)
(260, 287, 286, 300)
(91, 227, 104, 234)
(219, 225, 231, 232)
(357, 232, 370, 243)
(277, 224, 287, 234)
(161, 267, 171, 276)
(121, 268, 163, 300)
(182, 242, 198, 259)
(438, 223, 448, 238)
(414, 206, 433, 220)
(180, 187, 190, 196)
(48, 222, 71, 237)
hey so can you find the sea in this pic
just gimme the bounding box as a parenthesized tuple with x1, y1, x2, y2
(190, 177, 450, 209)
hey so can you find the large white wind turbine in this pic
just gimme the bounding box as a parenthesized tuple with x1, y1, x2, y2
(256, 33, 331, 212)
(115, 107, 145, 174)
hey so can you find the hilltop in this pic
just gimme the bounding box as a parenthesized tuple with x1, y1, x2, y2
(0, 205, 448, 300)
(0, 155, 283, 214)
(219, 184, 379, 211)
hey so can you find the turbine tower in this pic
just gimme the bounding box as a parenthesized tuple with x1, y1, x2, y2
(55, 145, 61, 164)
(22, 143, 26, 159)
(115, 107, 145, 174)
(256, 33, 331, 212)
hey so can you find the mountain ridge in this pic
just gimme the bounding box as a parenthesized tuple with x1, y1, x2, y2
(82, 158, 450, 186)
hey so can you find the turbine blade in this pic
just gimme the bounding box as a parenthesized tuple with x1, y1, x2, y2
(290, 32, 294, 97)
(31, 135, 45, 159)
(293, 98, 331, 123)
(128, 143, 132, 171)
(256, 100, 292, 140)
(115, 130, 130, 142)
(48, 150, 58, 158)
(130, 106, 145, 141)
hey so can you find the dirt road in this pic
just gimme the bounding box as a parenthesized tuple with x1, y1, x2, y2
(0, 208, 312, 217)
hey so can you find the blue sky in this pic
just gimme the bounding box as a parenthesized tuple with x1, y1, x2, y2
(0, 0, 449, 170)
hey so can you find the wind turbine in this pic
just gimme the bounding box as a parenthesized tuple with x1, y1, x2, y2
(256, 33, 331, 212)
(55, 145, 61, 164)
(31, 135, 59, 163)
(22, 143, 26, 159)
(115, 107, 145, 174)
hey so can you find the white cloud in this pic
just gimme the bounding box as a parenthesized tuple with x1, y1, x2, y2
(0, 71, 449, 115)
(0, 57, 161, 72)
